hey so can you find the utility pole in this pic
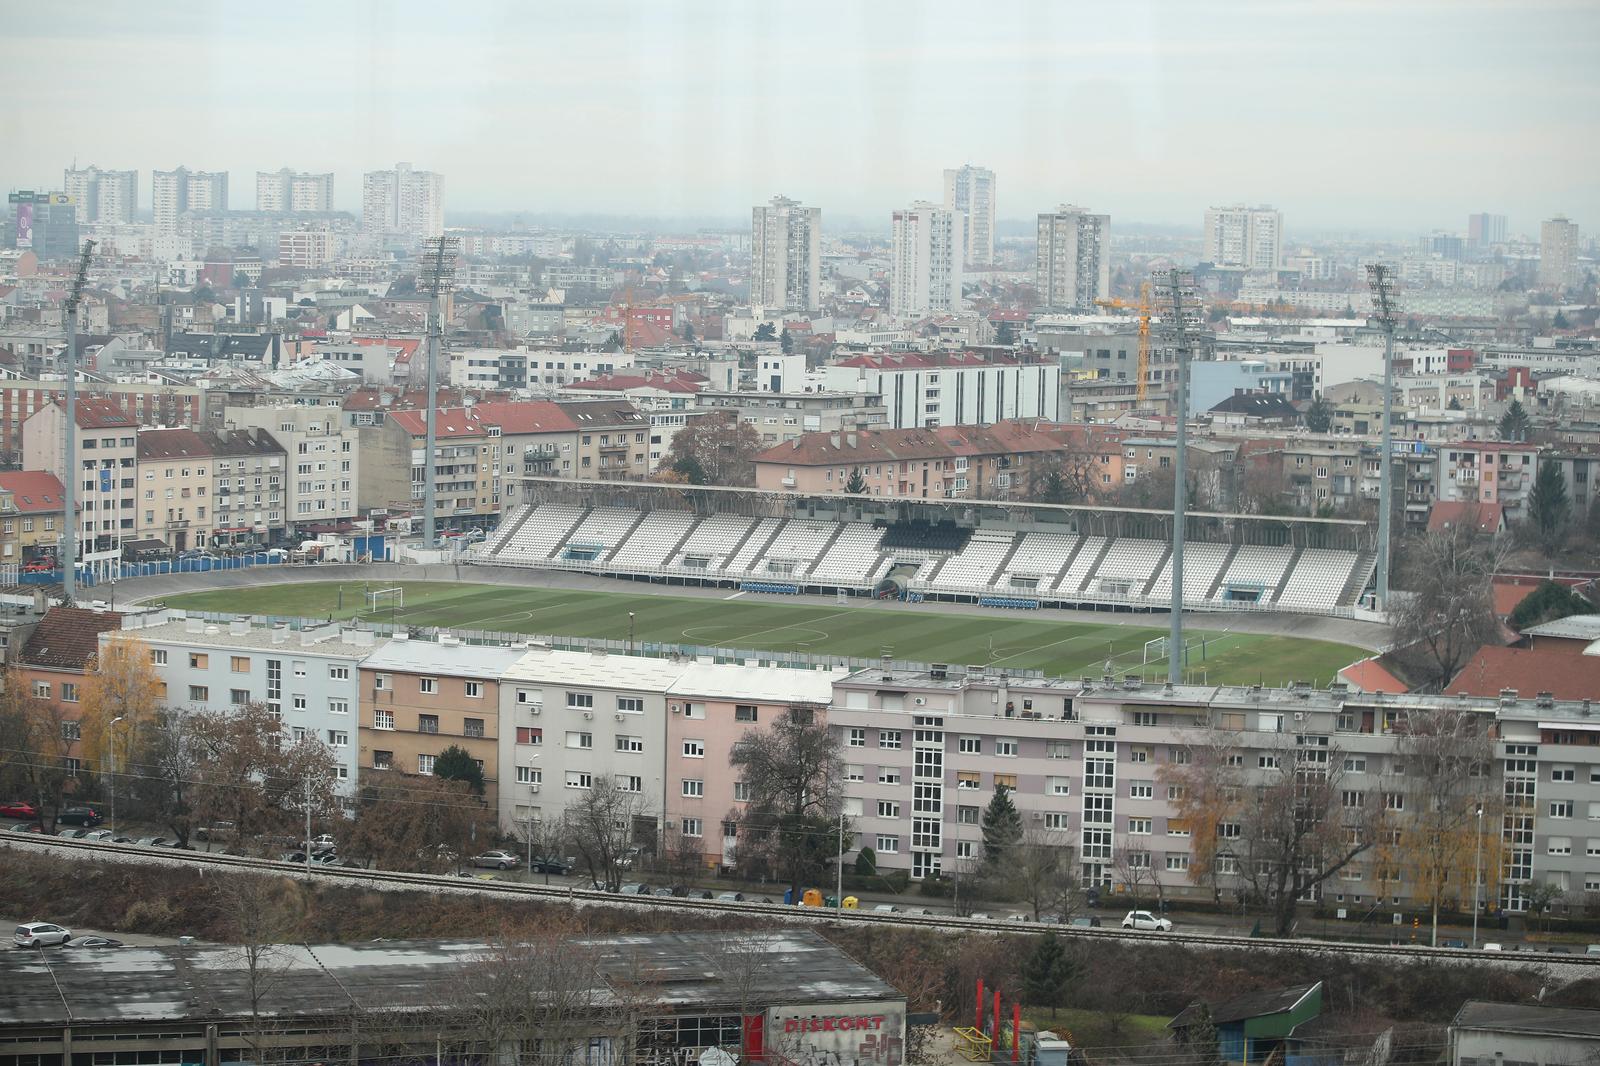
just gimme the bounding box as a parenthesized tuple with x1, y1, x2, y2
(1366, 264, 1399, 611)
(835, 809, 845, 907)
(303, 774, 313, 877)
(108, 715, 124, 838)
(417, 236, 459, 548)
(1161, 269, 1196, 686)
(1471, 802, 1484, 950)
(62, 240, 96, 603)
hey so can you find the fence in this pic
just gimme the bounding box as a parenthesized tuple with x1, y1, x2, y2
(18, 552, 290, 587)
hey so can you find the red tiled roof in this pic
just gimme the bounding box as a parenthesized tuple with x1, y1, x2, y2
(1447, 645, 1600, 701)
(386, 400, 590, 438)
(753, 420, 1123, 467)
(1428, 501, 1504, 534)
(136, 428, 213, 461)
(1337, 656, 1409, 694)
(1493, 580, 1540, 619)
(65, 397, 138, 430)
(0, 471, 65, 513)
(566, 371, 705, 394)
(22, 607, 125, 671)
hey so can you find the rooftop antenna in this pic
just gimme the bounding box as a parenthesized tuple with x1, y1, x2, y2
(417, 235, 459, 548)
(61, 239, 96, 605)
(1158, 268, 1199, 686)
(1366, 264, 1398, 611)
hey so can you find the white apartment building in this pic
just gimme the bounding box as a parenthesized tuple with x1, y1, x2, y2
(751, 196, 821, 312)
(1036, 206, 1110, 311)
(21, 399, 138, 578)
(1284, 254, 1334, 281)
(152, 167, 229, 231)
(1203, 205, 1283, 271)
(278, 229, 333, 269)
(362, 163, 445, 241)
(943, 164, 996, 267)
(1539, 216, 1580, 291)
(62, 166, 137, 225)
(256, 169, 335, 213)
(890, 201, 962, 318)
(224, 406, 359, 532)
(820, 353, 1060, 428)
(114, 614, 386, 796)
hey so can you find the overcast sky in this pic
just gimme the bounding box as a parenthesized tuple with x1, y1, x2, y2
(2, 0, 1595, 236)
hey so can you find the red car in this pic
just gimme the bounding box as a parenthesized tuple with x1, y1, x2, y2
(0, 801, 39, 819)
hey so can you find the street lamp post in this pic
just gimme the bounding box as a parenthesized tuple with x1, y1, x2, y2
(1471, 803, 1484, 949)
(108, 716, 125, 837)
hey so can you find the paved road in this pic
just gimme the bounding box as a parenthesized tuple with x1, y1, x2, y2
(114, 560, 1393, 651)
(6, 915, 196, 948)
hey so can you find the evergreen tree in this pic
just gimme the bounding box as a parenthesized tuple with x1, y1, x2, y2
(1447, 396, 1463, 411)
(753, 322, 777, 342)
(1020, 933, 1076, 1018)
(845, 467, 867, 494)
(1184, 1004, 1222, 1066)
(682, 320, 696, 344)
(1527, 460, 1571, 554)
(1498, 399, 1532, 442)
(1553, 310, 1571, 329)
(672, 453, 708, 485)
(433, 745, 485, 796)
(981, 784, 1023, 865)
(995, 320, 1016, 345)
(780, 328, 794, 354)
(1304, 396, 1332, 433)
(854, 845, 877, 876)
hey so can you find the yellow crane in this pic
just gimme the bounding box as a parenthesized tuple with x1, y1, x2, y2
(1095, 280, 1153, 403)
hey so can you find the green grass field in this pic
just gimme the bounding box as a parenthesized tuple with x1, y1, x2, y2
(159, 580, 1363, 687)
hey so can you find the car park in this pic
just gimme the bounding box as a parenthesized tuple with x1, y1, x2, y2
(1122, 910, 1173, 932)
(470, 850, 521, 870)
(14, 922, 72, 948)
(64, 936, 122, 949)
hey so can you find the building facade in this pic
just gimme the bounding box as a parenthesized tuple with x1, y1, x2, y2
(1036, 206, 1111, 311)
(943, 164, 996, 268)
(134, 429, 215, 553)
(61, 166, 137, 225)
(362, 163, 445, 242)
(1538, 215, 1580, 291)
(201, 428, 287, 549)
(750, 196, 821, 312)
(890, 201, 962, 318)
(820, 351, 1060, 429)
(256, 169, 335, 213)
(224, 406, 360, 534)
(22, 399, 139, 576)
(1203, 205, 1284, 271)
(152, 167, 229, 231)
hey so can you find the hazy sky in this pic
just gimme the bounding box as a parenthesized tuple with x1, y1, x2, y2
(2, 0, 1595, 236)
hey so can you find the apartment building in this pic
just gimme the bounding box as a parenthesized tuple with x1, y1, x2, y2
(890, 201, 962, 318)
(751, 196, 822, 312)
(943, 164, 996, 267)
(362, 162, 445, 241)
(225, 406, 359, 533)
(1036, 206, 1110, 311)
(0, 381, 203, 460)
(826, 664, 1599, 913)
(1538, 216, 1580, 291)
(358, 638, 523, 815)
(693, 390, 888, 447)
(62, 166, 137, 225)
(1202, 205, 1283, 272)
(820, 351, 1060, 430)
(256, 169, 335, 213)
(202, 428, 287, 549)
(152, 167, 229, 231)
(0, 471, 65, 567)
(115, 614, 385, 795)
(134, 429, 215, 552)
(22, 399, 138, 576)
(1435, 441, 1539, 522)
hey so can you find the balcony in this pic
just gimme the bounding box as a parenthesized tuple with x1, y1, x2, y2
(1455, 467, 1478, 483)
(165, 519, 190, 530)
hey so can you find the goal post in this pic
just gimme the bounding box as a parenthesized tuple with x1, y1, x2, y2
(366, 587, 404, 614)
(1142, 636, 1168, 665)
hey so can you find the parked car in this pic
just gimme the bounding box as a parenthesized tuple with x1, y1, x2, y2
(194, 822, 237, 842)
(14, 922, 72, 948)
(1070, 916, 1103, 928)
(619, 883, 651, 895)
(471, 850, 521, 870)
(310, 834, 337, 850)
(1122, 910, 1173, 932)
(0, 801, 39, 819)
(715, 891, 746, 902)
(7, 822, 43, 834)
(55, 828, 88, 839)
(134, 837, 168, 847)
(80, 829, 114, 842)
(969, 913, 994, 921)
(1547, 945, 1573, 954)
(56, 807, 102, 827)
(529, 857, 572, 875)
(1482, 942, 1504, 952)
(652, 887, 674, 897)
(1440, 938, 1468, 949)
(1588, 944, 1600, 956)
(872, 904, 901, 914)
(64, 936, 122, 949)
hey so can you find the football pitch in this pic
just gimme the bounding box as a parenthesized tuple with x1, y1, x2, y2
(159, 580, 1365, 687)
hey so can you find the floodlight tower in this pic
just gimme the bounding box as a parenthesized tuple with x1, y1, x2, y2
(61, 240, 96, 604)
(1366, 265, 1398, 611)
(417, 236, 459, 547)
(1159, 269, 1199, 686)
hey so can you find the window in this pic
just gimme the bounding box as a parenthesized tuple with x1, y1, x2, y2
(615, 734, 643, 753)
(1551, 766, 1575, 782)
(31, 681, 49, 698)
(1168, 820, 1191, 837)
(616, 775, 643, 793)
(995, 738, 1018, 758)
(516, 727, 542, 745)
(418, 714, 439, 734)
(876, 835, 900, 854)
(189, 685, 208, 701)
(1550, 800, 1574, 818)
(373, 750, 393, 770)
(1130, 782, 1154, 800)
(329, 665, 349, 680)
(566, 692, 593, 709)
(463, 718, 485, 738)
(293, 695, 307, 712)
(1129, 748, 1149, 764)
(230, 656, 250, 673)
(516, 766, 541, 785)
(419, 677, 438, 694)
(1046, 741, 1071, 759)
(733, 782, 752, 802)
(1166, 855, 1190, 872)
(959, 736, 981, 754)
(567, 731, 593, 749)
(682, 779, 704, 797)
(1048, 776, 1072, 796)
(617, 696, 643, 714)
(1259, 755, 1279, 769)
(681, 739, 706, 759)
(151, 649, 168, 665)
(846, 764, 864, 781)
(188, 653, 208, 669)
(878, 801, 901, 818)
(464, 681, 482, 699)
(565, 771, 593, 789)
(1126, 851, 1151, 869)
(1344, 757, 1367, 773)
(374, 673, 389, 690)
(735, 705, 758, 722)
(230, 689, 249, 706)
(327, 730, 349, 748)
(682, 817, 703, 837)
(1132, 712, 1158, 727)
(292, 661, 306, 678)
(879, 768, 901, 785)
(1129, 818, 1152, 835)
(1548, 837, 1572, 855)
(417, 754, 435, 775)
(375, 710, 395, 730)
(879, 729, 901, 749)
(1385, 793, 1404, 811)
(1343, 791, 1365, 809)
(994, 773, 1017, 790)
(847, 728, 866, 747)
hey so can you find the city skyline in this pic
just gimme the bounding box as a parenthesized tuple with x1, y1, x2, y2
(1, 0, 1595, 234)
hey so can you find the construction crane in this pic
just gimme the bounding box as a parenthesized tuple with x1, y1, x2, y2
(1094, 281, 1153, 403)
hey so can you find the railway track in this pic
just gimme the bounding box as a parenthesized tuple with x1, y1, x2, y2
(7, 833, 1592, 973)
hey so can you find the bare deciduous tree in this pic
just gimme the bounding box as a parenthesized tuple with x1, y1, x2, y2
(996, 825, 1080, 920)
(568, 777, 650, 891)
(1391, 522, 1508, 690)
(187, 703, 342, 853)
(731, 704, 845, 898)
(1158, 729, 1246, 903)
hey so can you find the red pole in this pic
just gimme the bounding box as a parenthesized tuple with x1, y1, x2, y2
(993, 990, 1001, 1051)
(976, 979, 984, 1030)
(1012, 1004, 1021, 1063)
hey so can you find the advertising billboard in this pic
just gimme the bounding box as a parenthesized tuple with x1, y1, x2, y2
(15, 200, 33, 249)
(760, 1001, 907, 1066)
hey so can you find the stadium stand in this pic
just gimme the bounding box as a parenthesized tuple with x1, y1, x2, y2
(470, 495, 1373, 617)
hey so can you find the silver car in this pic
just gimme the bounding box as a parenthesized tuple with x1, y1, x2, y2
(14, 922, 72, 948)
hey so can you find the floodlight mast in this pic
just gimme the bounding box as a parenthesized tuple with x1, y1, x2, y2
(62, 240, 97, 605)
(1366, 264, 1399, 611)
(1159, 270, 1197, 686)
(417, 236, 460, 547)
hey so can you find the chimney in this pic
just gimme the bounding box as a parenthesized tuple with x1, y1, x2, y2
(830, 432, 841, 449)
(228, 618, 249, 636)
(846, 432, 857, 448)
